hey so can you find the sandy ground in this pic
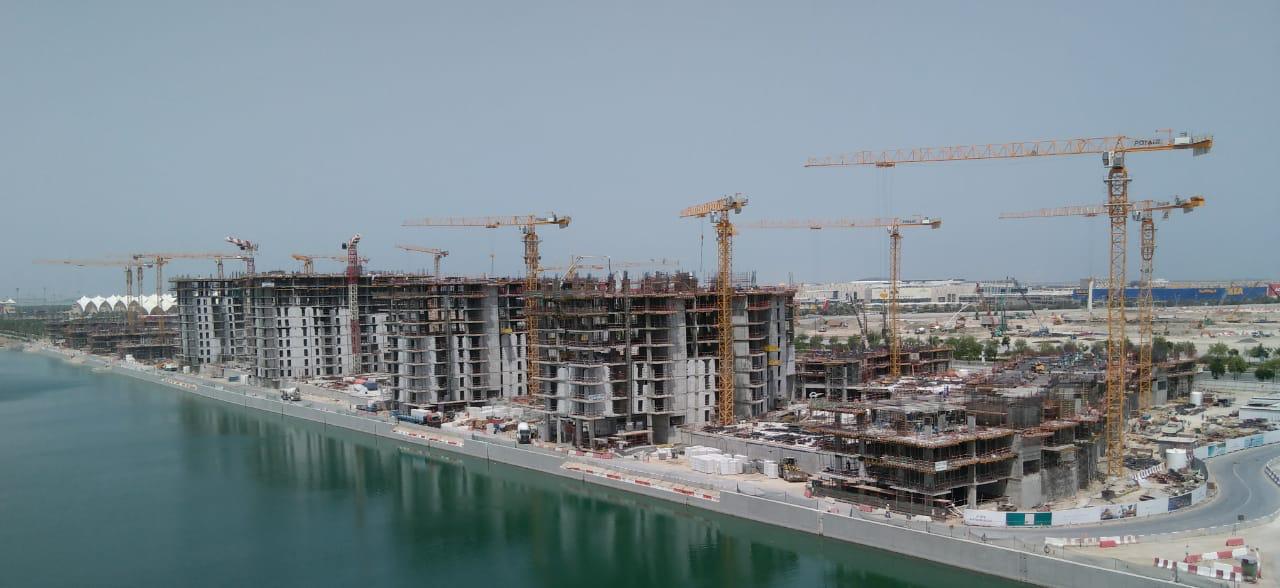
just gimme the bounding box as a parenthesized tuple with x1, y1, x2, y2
(799, 303, 1280, 359)
(1068, 517, 1276, 586)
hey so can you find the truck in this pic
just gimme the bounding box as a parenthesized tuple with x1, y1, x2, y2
(280, 387, 301, 402)
(517, 422, 532, 444)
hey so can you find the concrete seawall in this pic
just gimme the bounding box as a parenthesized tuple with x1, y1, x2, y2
(27, 346, 1190, 588)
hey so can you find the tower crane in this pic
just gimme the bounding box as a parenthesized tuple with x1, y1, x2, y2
(806, 130, 1212, 479)
(680, 195, 747, 425)
(225, 236, 259, 275)
(34, 258, 152, 332)
(394, 244, 449, 278)
(744, 216, 941, 378)
(292, 253, 368, 275)
(341, 235, 363, 375)
(1001, 196, 1206, 410)
(402, 214, 571, 399)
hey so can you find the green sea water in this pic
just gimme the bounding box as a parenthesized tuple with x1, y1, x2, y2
(0, 349, 1021, 587)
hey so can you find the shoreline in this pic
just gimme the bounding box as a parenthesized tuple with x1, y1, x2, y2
(9, 341, 1190, 588)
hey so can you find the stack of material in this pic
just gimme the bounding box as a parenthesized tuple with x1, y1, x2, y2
(762, 460, 780, 478)
(688, 449, 747, 476)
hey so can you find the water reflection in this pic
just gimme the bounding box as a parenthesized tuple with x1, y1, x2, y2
(174, 396, 1017, 588)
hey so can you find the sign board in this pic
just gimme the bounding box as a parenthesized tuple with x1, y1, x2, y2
(934, 460, 948, 472)
(1006, 512, 1052, 527)
(962, 510, 1005, 527)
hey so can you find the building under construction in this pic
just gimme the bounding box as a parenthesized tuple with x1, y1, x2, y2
(799, 357, 1109, 515)
(534, 272, 795, 447)
(795, 346, 954, 401)
(48, 295, 179, 361)
(383, 276, 526, 413)
(175, 272, 533, 411)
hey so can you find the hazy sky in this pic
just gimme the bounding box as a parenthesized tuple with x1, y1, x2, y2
(4, 1, 1277, 300)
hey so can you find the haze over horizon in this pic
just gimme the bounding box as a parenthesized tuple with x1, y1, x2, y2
(4, 1, 1277, 299)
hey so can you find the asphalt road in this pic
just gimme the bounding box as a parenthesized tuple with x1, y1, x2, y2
(990, 442, 1280, 539)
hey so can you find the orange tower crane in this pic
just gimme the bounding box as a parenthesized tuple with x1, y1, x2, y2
(808, 130, 1212, 478)
(744, 216, 940, 378)
(680, 195, 747, 425)
(395, 244, 449, 278)
(34, 258, 152, 332)
(402, 214, 571, 398)
(1001, 196, 1205, 410)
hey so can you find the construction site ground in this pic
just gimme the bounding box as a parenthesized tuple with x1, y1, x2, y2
(1067, 517, 1276, 587)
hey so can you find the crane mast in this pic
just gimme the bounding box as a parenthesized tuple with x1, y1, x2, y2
(681, 195, 747, 425)
(811, 130, 1211, 479)
(342, 235, 362, 375)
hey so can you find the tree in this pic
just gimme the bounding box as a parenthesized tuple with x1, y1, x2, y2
(1208, 357, 1225, 379)
(846, 335, 861, 351)
(1207, 342, 1230, 357)
(1227, 355, 1248, 380)
(1248, 344, 1269, 360)
(1062, 341, 1080, 354)
(1178, 341, 1197, 358)
(866, 332, 882, 349)
(794, 334, 810, 351)
(1256, 366, 1276, 382)
(1152, 336, 1172, 363)
(982, 339, 1000, 362)
(1013, 339, 1030, 355)
(1037, 341, 1058, 354)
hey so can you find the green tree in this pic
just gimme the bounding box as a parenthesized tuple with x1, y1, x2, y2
(1209, 356, 1226, 379)
(1178, 341, 1197, 358)
(1227, 355, 1248, 380)
(1062, 341, 1080, 354)
(794, 333, 810, 351)
(1207, 342, 1230, 357)
(1248, 344, 1269, 360)
(866, 332, 882, 349)
(1013, 339, 1030, 355)
(846, 335, 861, 350)
(1036, 341, 1058, 355)
(1152, 336, 1172, 362)
(1256, 366, 1276, 382)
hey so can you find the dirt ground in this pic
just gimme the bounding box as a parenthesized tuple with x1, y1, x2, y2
(1070, 517, 1276, 586)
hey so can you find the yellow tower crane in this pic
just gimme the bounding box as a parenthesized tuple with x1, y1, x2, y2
(1001, 196, 1205, 410)
(744, 216, 940, 378)
(680, 195, 747, 426)
(395, 244, 450, 278)
(806, 130, 1212, 478)
(402, 214, 571, 399)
